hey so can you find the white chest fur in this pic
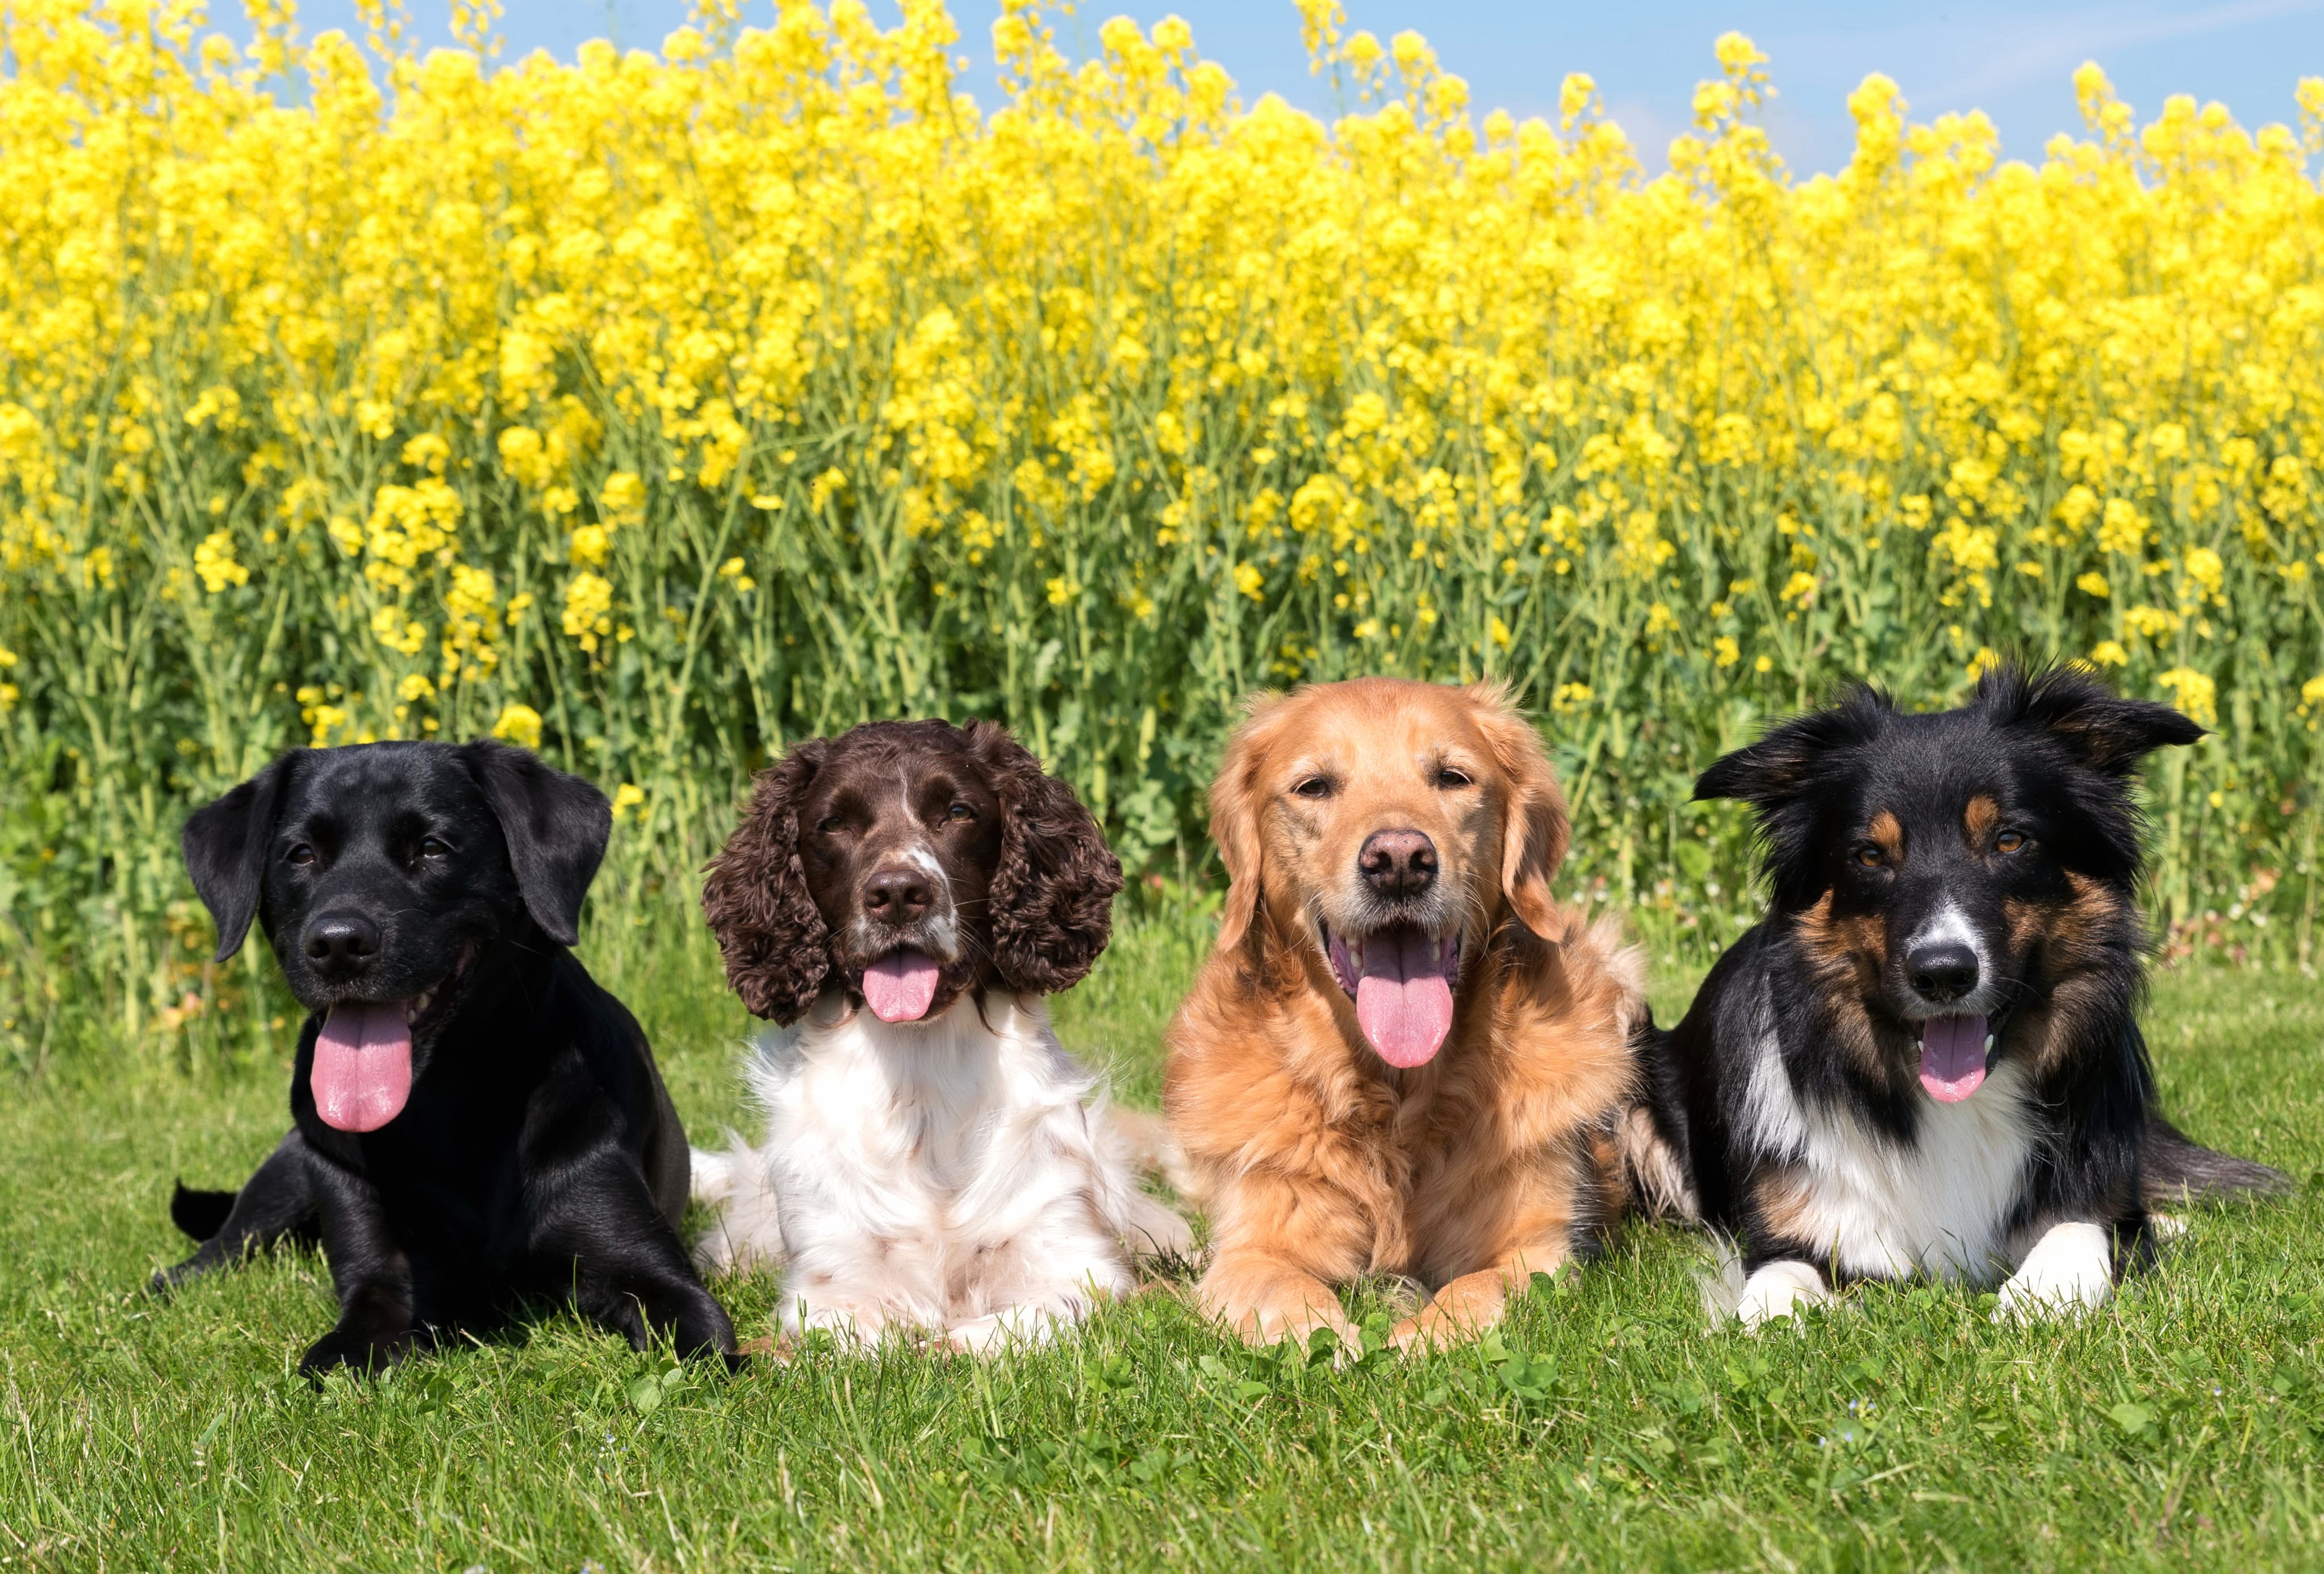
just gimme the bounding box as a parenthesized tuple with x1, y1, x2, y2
(694, 992, 1139, 1349)
(1740, 1024, 2037, 1284)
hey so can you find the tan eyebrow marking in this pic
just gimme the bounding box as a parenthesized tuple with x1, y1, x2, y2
(1868, 810, 1904, 863)
(1964, 794, 2000, 847)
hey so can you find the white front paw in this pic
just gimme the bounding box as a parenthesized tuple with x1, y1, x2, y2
(1996, 1221, 2113, 1322)
(1734, 1260, 1830, 1329)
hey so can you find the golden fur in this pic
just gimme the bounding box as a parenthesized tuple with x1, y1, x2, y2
(1163, 678, 1645, 1350)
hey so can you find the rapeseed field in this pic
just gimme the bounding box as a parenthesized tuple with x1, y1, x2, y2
(4, 1, 2324, 1051)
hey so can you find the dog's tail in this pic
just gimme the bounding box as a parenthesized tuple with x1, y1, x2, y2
(2142, 1113, 2293, 1206)
(170, 1182, 239, 1243)
(1612, 1006, 1703, 1222)
(1093, 1105, 1201, 1266)
(687, 1143, 787, 1276)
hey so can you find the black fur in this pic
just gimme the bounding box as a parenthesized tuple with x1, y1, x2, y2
(1637, 664, 2286, 1302)
(158, 740, 738, 1376)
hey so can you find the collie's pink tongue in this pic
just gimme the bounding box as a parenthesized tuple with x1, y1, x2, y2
(1353, 926, 1456, 1069)
(1918, 1014, 1991, 1103)
(863, 949, 941, 1022)
(311, 1002, 413, 1133)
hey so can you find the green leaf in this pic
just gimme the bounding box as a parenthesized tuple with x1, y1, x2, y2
(2108, 1401, 2154, 1436)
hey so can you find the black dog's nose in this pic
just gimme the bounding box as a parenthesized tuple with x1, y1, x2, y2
(303, 912, 381, 976)
(1907, 943, 1980, 1003)
(1359, 829, 1438, 899)
(863, 866, 933, 928)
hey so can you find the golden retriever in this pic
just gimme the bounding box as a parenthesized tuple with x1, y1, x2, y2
(1163, 677, 1645, 1350)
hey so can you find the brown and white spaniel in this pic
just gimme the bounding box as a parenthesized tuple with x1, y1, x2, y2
(688, 718, 1188, 1354)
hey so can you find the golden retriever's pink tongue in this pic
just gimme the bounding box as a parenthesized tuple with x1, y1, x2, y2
(863, 950, 941, 1022)
(1918, 1013, 1991, 1102)
(1355, 927, 1454, 1068)
(311, 1002, 413, 1133)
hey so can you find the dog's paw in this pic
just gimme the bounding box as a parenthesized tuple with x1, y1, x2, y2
(297, 1328, 409, 1380)
(1994, 1221, 2113, 1323)
(1733, 1261, 1831, 1330)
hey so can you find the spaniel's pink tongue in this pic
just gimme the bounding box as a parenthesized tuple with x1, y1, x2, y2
(863, 950, 941, 1023)
(1918, 1014, 1991, 1103)
(1353, 926, 1456, 1069)
(311, 1002, 413, 1133)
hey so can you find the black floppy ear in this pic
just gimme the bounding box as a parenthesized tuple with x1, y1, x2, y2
(1989, 663, 2206, 773)
(462, 739, 611, 947)
(968, 721, 1124, 994)
(182, 752, 302, 962)
(702, 739, 833, 1024)
(1693, 685, 1895, 809)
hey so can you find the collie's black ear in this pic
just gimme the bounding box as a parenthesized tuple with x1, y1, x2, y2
(1990, 664, 2205, 774)
(463, 739, 612, 947)
(182, 752, 303, 962)
(1693, 687, 1895, 807)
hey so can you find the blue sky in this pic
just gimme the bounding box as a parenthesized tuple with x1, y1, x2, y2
(252, 2, 2324, 173)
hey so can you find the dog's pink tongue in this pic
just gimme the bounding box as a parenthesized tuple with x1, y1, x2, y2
(1354, 927, 1455, 1069)
(1918, 1014, 1991, 1103)
(311, 1002, 413, 1133)
(863, 950, 941, 1023)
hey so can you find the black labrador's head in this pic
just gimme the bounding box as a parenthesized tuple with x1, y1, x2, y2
(182, 740, 610, 1131)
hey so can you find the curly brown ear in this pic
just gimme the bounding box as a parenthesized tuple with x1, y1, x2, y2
(1207, 695, 1287, 958)
(702, 739, 833, 1024)
(968, 722, 1123, 994)
(1470, 685, 1570, 940)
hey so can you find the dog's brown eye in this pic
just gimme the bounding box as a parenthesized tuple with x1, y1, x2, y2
(419, 836, 451, 859)
(1854, 844, 1883, 869)
(1435, 767, 1473, 789)
(286, 844, 315, 867)
(1291, 777, 1333, 799)
(1996, 830, 2026, 853)
(946, 802, 973, 822)
(816, 815, 844, 835)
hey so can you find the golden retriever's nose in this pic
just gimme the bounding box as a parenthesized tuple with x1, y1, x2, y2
(1359, 829, 1437, 899)
(863, 866, 934, 927)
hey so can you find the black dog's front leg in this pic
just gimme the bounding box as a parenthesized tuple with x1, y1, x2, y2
(298, 1161, 424, 1378)
(536, 1163, 740, 1369)
(151, 1130, 321, 1294)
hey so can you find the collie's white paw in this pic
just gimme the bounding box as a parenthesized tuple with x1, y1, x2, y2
(1734, 1260, 1831, 1329)
(1996, 1221, 2113, 1321)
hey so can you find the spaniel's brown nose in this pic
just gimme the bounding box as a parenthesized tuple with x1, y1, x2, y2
(1359, 829, 1437, 899)
(863, 866, 934, 927)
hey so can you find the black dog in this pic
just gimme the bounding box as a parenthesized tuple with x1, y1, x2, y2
(160, 739, 738, 1374)
(1632, 665, 2285, 1326)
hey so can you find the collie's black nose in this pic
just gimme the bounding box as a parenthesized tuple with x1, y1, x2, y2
(863, 866, 934, 927)
(1907, 943, 1980, 1003)
(302, 912, 381, 976)
(1359, 829, 1438, 899)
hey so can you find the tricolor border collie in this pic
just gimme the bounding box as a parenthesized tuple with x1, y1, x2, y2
(1633, 665, 2286, 1326)
(689, 718, 1189, 1355)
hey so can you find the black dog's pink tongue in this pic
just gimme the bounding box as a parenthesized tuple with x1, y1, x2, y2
(1918, 1014, 1991, 1103)
(1355, 926, 1456, 1069)
(863, 950, 942, 1023)
(311, 1002, 413, 1132)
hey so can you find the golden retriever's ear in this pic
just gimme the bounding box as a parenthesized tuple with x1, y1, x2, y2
(1473, 688, 1570, 939)
(1209, 693, 1285, 955)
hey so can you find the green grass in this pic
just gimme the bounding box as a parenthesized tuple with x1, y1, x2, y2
(3, 906, 2322, 1572)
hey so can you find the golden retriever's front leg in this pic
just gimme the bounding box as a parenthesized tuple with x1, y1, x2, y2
(1391, 1241, 1569, 1352)
(1198, 1251, 1360, 1349)
(1197, 1169, 1367, 1349)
